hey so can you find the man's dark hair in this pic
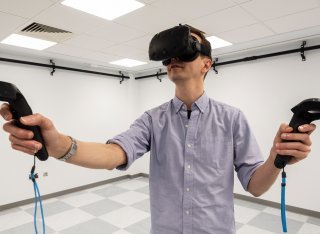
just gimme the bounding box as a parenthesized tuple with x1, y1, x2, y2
(187, 25, 212, 79)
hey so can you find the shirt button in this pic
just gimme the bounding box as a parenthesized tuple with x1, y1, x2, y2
(187, 165, 191, 169)
(186, 188, 190, 192)
(185, 125, 188, 128)
(186, 210, 190, 215)
(187, 144, 192, 148)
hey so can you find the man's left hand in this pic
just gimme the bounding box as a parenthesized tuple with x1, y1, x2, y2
(272, 123, 316, 165)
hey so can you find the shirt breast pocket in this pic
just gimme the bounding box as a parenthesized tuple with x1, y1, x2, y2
(199, 135, 232, 170)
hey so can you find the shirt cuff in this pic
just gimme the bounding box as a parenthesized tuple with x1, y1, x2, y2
(107, 136, 134, 171)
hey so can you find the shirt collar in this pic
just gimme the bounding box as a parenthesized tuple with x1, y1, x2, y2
(173, 91, 209, 114)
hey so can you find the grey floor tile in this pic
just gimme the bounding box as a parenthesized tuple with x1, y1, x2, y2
(125, 217, 151, 234)
(248, 212, 304, 234)
(59, 218, 119, 234)
(0, 207, 21, 216)
(0, 221, 55, 234)
(25, 200, 73, 217)
(234, 198, 266, 211)
(80, 198, 124, 217)
(307, 216, 320, 226)
(132, 199, 150, 213)
(136, 185, 149, 195)
(93, 185, 129, 198)
(235, 222, 244, 230)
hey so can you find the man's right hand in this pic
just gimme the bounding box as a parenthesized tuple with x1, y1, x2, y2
(0, 103, 71, 158)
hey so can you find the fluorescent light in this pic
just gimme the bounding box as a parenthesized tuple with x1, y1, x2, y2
(206, 36, 232, 49)
(110, 58, 147, 67)
(61, 0, 145, 20)
(1, 34, 56, 50)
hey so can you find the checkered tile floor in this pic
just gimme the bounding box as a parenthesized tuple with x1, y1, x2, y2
(0, 176, 319, 234)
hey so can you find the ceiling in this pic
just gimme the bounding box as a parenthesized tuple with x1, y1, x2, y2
(1, 0, 320, 74)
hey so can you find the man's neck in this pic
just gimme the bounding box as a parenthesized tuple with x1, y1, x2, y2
(175, 81, 204, 110)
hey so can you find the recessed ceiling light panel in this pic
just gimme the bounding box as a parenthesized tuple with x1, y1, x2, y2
(61, 0, 145, 20)
(110, 58, 147, 67)
(1, 34, 57, 50)
(206, 36, 232, 49)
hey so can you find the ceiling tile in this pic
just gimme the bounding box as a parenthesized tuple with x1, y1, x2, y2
(186, 6, 258, 35)
(101, 44, 145, 57)
(33, 3, 113, 34)
(241, 0, 320, 21)
(217, 23, 274, 44)
(46, 44, 91, 57)
(139, 0, 157, 4)
(232, 0, 253, 3)
(264, 8, 320, 34)
(81, 52, 123, 63)
(62, 35, 115, 51)
(114, 5, 186, 34)
(0, 12, 28, 40)
(87, 22, 146, 43)
(123, 34, 153, 53)
(0, 0, 54, 19)
(151, 0, 235, 21)
(131, 52, 150, 62)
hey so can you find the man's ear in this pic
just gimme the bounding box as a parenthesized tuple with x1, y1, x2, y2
(201, 57, 212, 73)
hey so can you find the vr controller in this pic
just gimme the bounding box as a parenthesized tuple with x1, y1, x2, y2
(148, 24, 212, 66)
(0, 81, 48, 161)
(274, 98, 320, 169)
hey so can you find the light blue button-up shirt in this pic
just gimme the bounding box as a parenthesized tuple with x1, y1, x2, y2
(108, 92, 264, 234)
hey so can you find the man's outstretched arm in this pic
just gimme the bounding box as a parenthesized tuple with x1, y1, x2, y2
(1, 103, 127, 170)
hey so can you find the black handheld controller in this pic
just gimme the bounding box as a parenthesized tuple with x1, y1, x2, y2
(0, 81, 48, 161)
(274, 98, 320, 169)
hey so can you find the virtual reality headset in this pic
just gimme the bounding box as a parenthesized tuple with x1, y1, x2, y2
(148, 24, 212, 66)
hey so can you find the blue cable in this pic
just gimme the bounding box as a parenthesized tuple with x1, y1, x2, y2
(30, 157, 46, 234)
(281, 170, 287, 233)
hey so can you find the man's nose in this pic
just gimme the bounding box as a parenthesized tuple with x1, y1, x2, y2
(171, 57, 181, 63)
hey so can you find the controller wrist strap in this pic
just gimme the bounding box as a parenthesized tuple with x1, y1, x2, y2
(281, 168, 287, 233)
(29, 156, 46, 234)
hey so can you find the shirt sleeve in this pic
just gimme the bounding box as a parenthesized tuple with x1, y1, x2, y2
(233, 110, 264, 191)
(107, 112, 151, 171)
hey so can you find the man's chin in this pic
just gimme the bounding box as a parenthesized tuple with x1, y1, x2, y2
(168, 75, 185, 82)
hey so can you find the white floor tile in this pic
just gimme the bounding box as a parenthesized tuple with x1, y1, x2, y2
(237, 225, 275, 234)
(115, 179, 149, 190)
(112, 230, 132, 234)
(109, 191, 149, 206)
(298, 223, 320, 234)
(45, 208, 94, 231)
(0, 211, 33, 232)
(61, 192, 105, 207)
(99, 206, 149, 229)
(234, 204, 261, 224)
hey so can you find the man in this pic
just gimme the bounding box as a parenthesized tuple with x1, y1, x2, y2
(0, 26, 316, 234)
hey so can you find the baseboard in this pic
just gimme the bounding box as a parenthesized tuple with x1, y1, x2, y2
(1, 172, 319, 219)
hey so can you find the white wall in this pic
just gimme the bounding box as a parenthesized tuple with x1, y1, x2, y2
(0, 61, 142, 206)
(1, 46, 320, 213)
(134, 49, 320, 212)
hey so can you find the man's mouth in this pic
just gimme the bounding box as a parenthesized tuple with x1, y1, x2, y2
(169, 63, 183, 69)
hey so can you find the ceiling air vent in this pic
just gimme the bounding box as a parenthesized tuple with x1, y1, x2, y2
(19, 22, 73, 43)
